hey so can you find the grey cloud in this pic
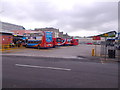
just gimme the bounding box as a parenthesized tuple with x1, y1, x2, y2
(56, 2, 118, 32)
(1, 0, 118, 35)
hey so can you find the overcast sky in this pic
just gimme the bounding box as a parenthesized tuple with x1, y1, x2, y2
(0, 0, 118, 37)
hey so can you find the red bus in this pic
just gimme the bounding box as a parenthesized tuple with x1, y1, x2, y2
(71, 39, 79, 46)
(63, 38, 79, 46)
(63, 38, 72, 46)
(25, 31, 54, 49)
(53, 37, 65, 47)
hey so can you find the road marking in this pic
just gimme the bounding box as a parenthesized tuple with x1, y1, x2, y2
(15, 64, 71, 71)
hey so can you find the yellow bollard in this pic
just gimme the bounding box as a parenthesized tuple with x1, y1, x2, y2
(92, 48, 95, 56)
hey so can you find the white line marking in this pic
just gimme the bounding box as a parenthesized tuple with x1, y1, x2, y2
(15, 64, 71, 71)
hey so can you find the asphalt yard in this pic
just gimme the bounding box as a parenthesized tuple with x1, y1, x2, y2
(2, 44, 119, 88)
(2, 44, 101, 59)
(2, 56, 118, 88)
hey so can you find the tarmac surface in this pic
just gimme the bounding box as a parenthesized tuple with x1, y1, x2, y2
(1, 44, 119, 63)
(1, 45, 101, 58)
(1, 44, 119, 88)
(2, 55, 119, 88)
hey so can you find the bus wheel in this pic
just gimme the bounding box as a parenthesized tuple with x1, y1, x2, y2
(37, 45, 40, 49)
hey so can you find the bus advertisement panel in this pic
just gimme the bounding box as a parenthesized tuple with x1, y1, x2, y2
(45, 32, 53, 43)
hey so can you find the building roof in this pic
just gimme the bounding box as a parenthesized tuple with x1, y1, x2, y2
(35, 27, 59, 32)
(88, 31, 117, 38)
(1, 21, 25, 31)
(0, 31, 13, 35)
(1, 22, 24, 27)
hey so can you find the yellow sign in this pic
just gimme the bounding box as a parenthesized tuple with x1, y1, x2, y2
(104, 34, 108, 37)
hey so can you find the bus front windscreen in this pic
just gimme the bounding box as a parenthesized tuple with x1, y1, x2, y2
(56, 38, 61, 42)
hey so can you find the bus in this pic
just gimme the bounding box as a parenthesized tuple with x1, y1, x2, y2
(63, 38, 72, 46)
(25, 31, 54, 49)
(63, 38, 79, 46)
(71, 39, 79, 46)
(53, 37, 65, 47)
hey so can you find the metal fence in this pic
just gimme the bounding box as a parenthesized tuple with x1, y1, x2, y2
(100, 41, 120, 61)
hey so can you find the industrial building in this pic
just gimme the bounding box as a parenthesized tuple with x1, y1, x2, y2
(1, 21, 25, 31)
(35, 27, 59, 38)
